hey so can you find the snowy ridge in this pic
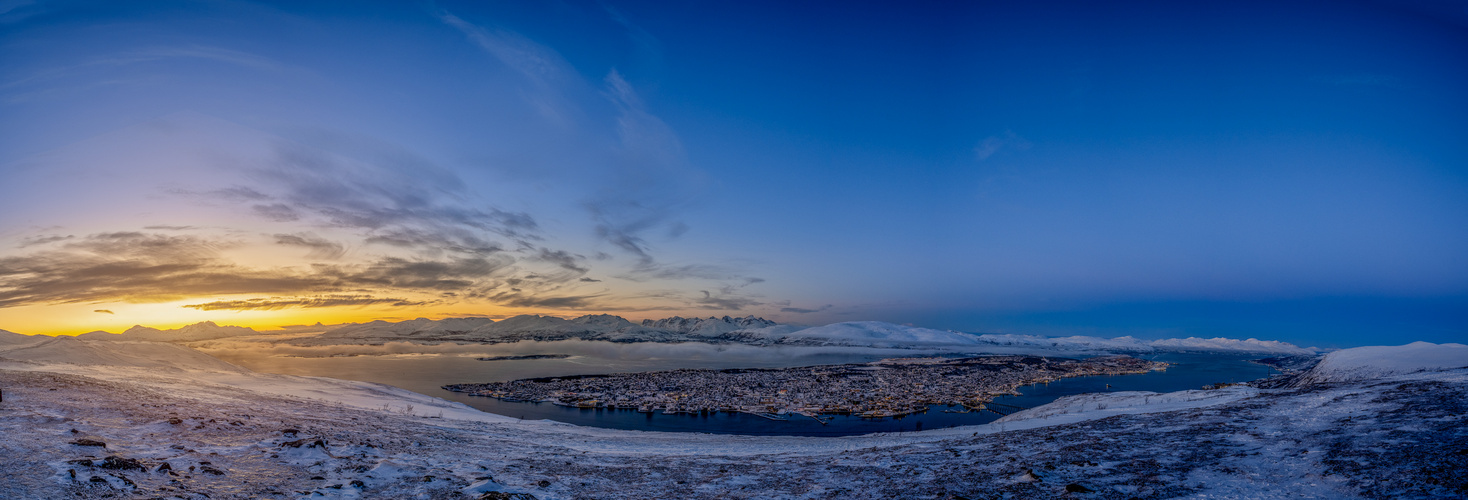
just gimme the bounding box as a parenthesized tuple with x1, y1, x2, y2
(76, 321, 259, 342)
(742, 321, 1318, 355)
(1149, 337, 1316, 356)
(0, 336, 245, 372)
(0, 328, 41, 346)
(969, 333, 1154, 352)
(1294, 341, 1468, 385)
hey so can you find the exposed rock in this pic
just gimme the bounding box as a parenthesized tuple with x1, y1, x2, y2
(98, 456, 145, 471)
(280, 438, 327, 449)
(1066, 483, 1094, 493)
(479, 492, 537, 500)
(68, 438, 106, 448)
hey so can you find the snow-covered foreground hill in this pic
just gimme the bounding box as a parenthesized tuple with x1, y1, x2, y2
(1, 340, 1464, 499)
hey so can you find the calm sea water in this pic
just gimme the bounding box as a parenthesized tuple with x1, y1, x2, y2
(211, 348, 1274, 436)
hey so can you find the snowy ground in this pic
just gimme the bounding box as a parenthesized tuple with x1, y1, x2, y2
(0, 339, 1464, 499)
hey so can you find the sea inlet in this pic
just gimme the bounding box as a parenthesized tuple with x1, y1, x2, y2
(445, 355, 1165, 422)
(209, 348, 1278, 436)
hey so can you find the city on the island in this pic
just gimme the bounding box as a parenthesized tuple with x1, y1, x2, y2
(446, 355, 1167, 421)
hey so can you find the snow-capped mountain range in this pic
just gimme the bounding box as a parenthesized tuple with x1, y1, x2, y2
(1, 315, 1322, 355)
(275, 314, 1319, 355)
(75, 321, 259, 342)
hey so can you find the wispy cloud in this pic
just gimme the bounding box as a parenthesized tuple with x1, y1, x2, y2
(780, 304, 833, 314)
(695, 290, 763, 311)
(18, 234, 72, 248)
(0, 231, 519, 308)
(974, 130, 1032, 162)
(487, 291, 604, 309)
(93, 309, 114, 314)
(273, 232, 346, 260)
(183, 295, 426, 311)
(0, 232, 329, 306)
(533, 247, 588, 273)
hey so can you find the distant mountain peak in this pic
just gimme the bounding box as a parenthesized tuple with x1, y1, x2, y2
(81, 321, 258, 342)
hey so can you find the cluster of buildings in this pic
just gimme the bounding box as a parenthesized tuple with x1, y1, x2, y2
(446, 355, 1166, 421)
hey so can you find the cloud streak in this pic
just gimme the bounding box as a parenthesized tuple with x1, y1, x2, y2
(973, 130, 1032, 162)
(183, 295, 427, 311)
(0, 231, 520, 308)
(273, 233, 346, 260)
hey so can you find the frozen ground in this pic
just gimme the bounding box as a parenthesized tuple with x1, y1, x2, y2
(0, 339, 1464, 499)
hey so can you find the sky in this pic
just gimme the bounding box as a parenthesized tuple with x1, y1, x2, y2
(0, 0, 1465, 347)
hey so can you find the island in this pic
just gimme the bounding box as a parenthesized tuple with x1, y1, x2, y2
(445, 355, 1167, 421)
(476, 354, 572, 361)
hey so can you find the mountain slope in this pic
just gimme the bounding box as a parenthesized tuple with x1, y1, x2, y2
(1293, 341, 1468, 385)
(0, 336, 244, 372)
(0, 328, 40, 346)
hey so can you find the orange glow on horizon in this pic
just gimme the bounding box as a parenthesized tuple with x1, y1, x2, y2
(0, 296, 701, 336)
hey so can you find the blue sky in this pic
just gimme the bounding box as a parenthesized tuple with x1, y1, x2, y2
(0, 0, 1464, 347)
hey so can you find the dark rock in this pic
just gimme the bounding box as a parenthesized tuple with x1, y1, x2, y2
(422, 475, 435, 482)
(198, 465, 225, 476)
(537, 480, 551, 487)
(479, 493, 538, 500)
(156, 462, 172, 473)
(280, 438, 327, 449)
(168, 418, 182, 425)
(310, 476, 326, 480)
(88, 476, 107, 484)
(1065, 483, 1094, 493)
(350, 479, 365, 488)
(69, 438, 106, 447)
(281, 428, 299, 436)
(66, 459, 94, 467)
(98, 456, 146, 471)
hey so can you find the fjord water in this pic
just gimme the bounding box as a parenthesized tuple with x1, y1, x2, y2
(214, 350, 1275, 436)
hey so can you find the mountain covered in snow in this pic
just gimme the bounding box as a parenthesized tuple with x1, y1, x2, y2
(283, 314, 1320, 355)
(299, 314, 777, 345)
(1290, 341, 1468, 385)
(2, 314, 1319, 356)
(0, 328, 41, 346)
(641, 315, 779, 336)
(75, 321, 260, 343)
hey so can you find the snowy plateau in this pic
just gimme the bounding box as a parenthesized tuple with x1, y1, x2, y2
(0, 323, 1465, 499)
